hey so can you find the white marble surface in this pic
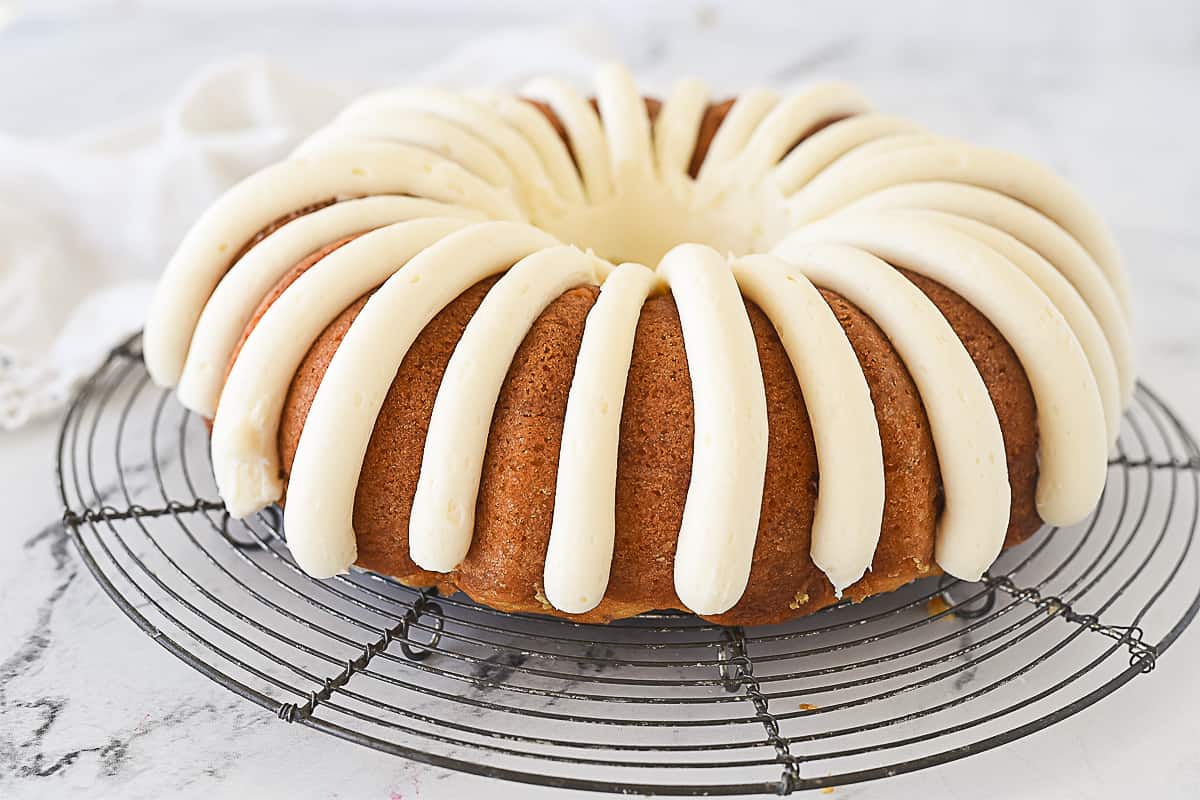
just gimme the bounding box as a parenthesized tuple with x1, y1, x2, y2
(2, 1, 1199, 798)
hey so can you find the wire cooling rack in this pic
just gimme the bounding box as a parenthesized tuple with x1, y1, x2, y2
(58, 333, 1200, 796)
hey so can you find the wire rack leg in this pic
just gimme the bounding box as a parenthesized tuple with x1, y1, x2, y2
(718, 627, 800, 795)
(277, 589, 443, 723)
(980, 576, 1158, 672)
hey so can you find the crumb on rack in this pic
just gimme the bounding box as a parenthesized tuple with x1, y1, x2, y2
(799, 702, 818, 711)
(926, 595, 954, 618)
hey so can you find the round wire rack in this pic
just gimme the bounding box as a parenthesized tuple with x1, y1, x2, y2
(58, 333, 1200, 796)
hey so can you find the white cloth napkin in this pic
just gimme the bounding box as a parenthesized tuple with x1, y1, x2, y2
(0, 57, 361, 429)
(0, 25, 629, 431)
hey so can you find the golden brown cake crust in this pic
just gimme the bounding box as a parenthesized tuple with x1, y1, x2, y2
(249, 266, 1041, 626)
(225, 96, 1046, 626)
(689, 98, 736, 178)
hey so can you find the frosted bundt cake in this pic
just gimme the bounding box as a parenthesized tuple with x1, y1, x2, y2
(144, 64, 1133, 625)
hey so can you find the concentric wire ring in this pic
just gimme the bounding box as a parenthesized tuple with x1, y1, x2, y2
(58, 333, 1200, 795)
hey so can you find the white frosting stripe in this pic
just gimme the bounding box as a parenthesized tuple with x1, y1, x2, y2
(844, 181, 1134, 406)
(470, 89, 587, 206)
(330, 88, 556, 216)
(696, 88, 779, 180)
(787, 141, 1131, 317)
(772, 240, 1010, 581)
(178, 196, 484, 417)
(814, 132, 941, 168)
(772, 114, 924, 196)
(544, 262, 659, 614)
(409, 246, 603, 572)
(523, 77, 613, 204)
(210, 217, 473, 518)
(595, 63, 654, 193)
(731, 254, 884, 594)
(735, 83, 872, 184)
(653, 78, 709, 181)
(282, 222, 564, 578)
(144, 143, 520, 388)
(658, 244, 769, 616)
(787, 212, 1108, 525)
(296, 111, 518, 189)
(916, 211, 1122, 443)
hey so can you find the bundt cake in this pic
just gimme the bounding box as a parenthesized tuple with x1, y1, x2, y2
(143, 63, 1134, 625)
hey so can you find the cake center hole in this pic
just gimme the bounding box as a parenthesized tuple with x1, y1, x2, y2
(534, 179, 786, 268)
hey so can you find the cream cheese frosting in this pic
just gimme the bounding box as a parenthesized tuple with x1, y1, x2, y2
(409, 243, 603, 573)
(842, 182, 1134, 405)
(544, 262, 659, 615)
(144, 144, 522, 389)
(177, 196, 485, 417)
(731, 254, 884, 595)
(144, 63, 1129, 614)
(658, 244, 770, 616)
(210, 217, 472, 518)
(283, 222, 563, 578)
(768, 240, 1012, 581)
(778, 211, 1108, 528)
